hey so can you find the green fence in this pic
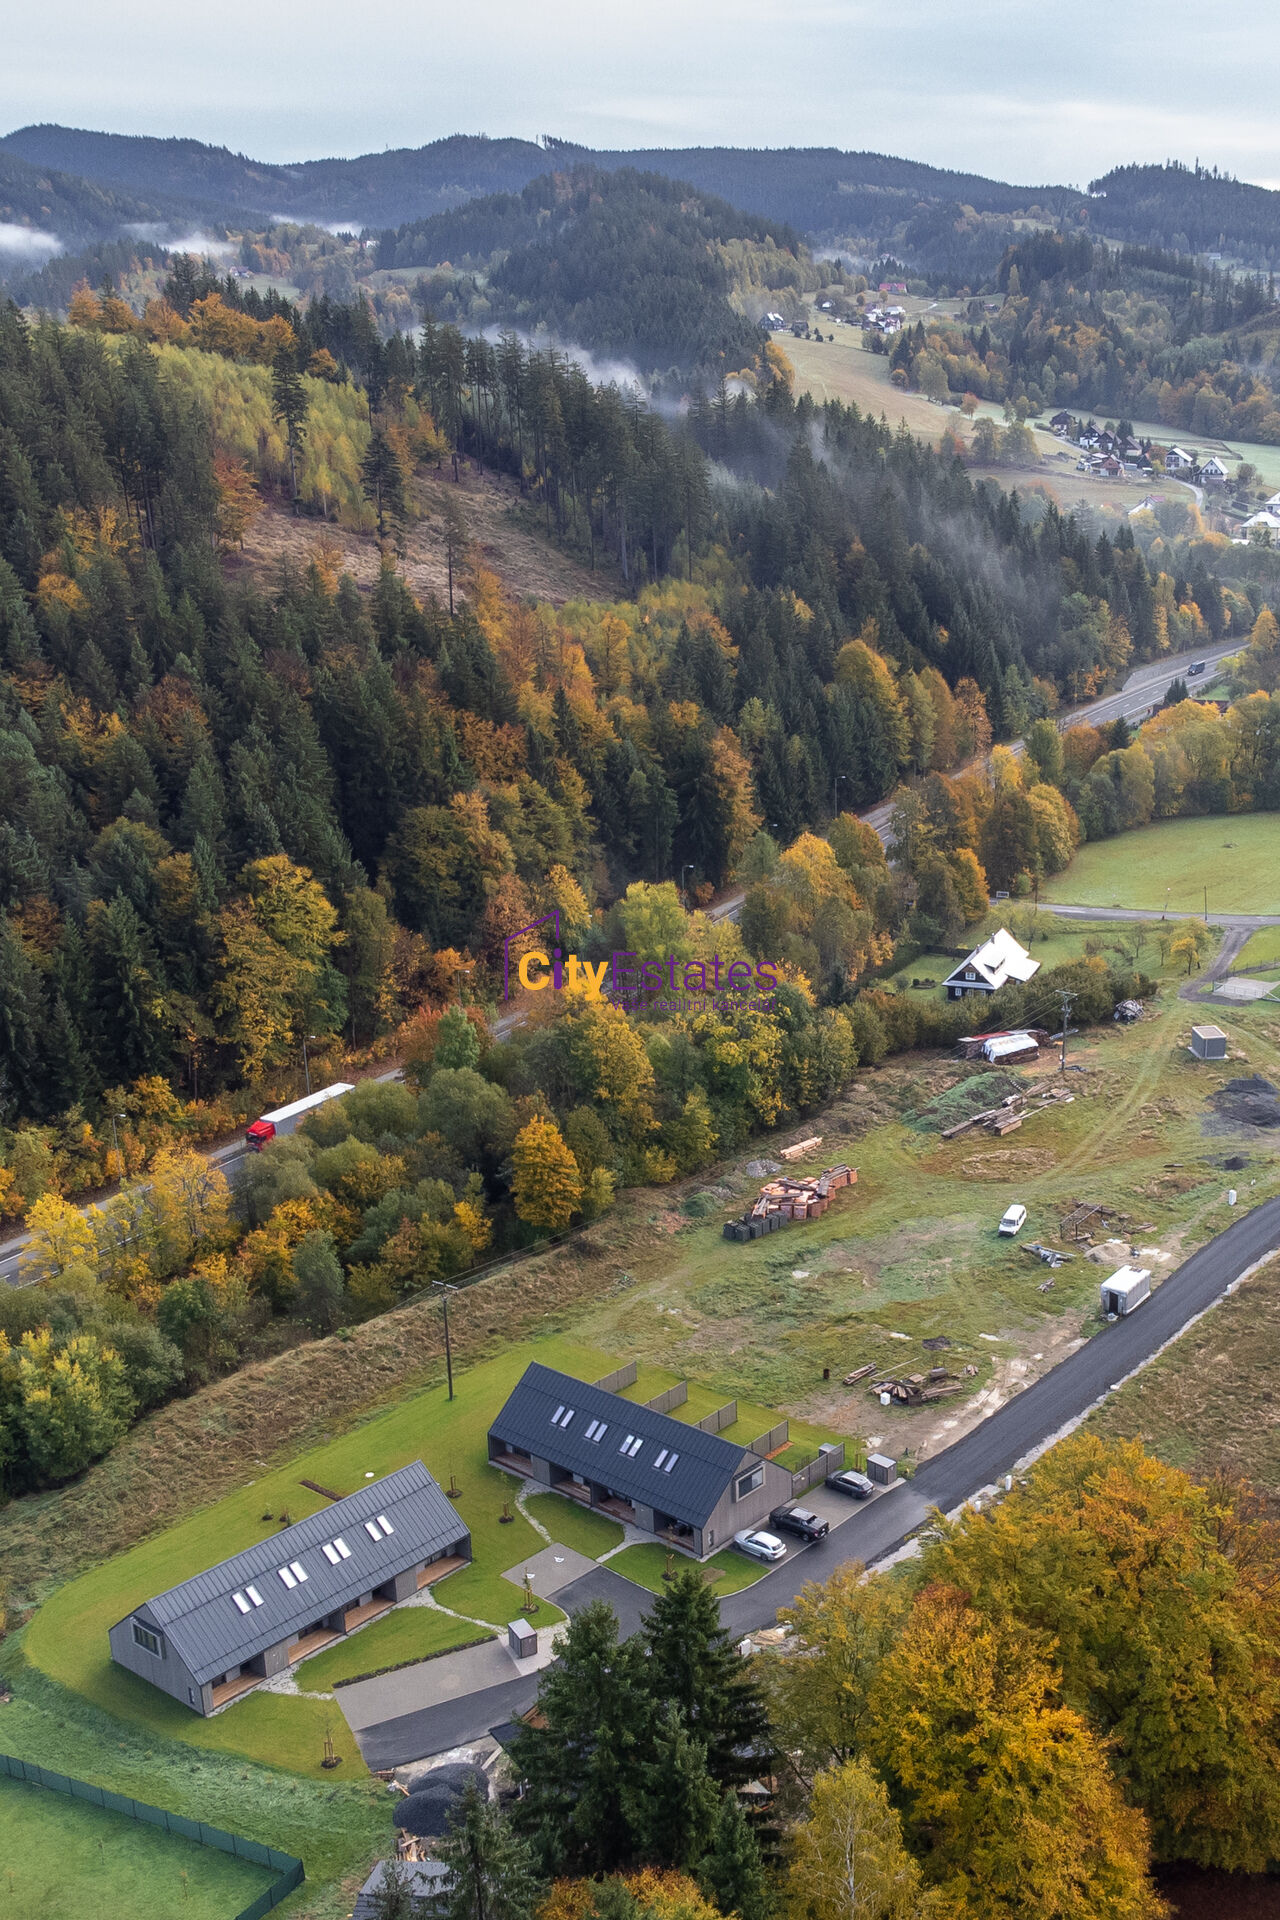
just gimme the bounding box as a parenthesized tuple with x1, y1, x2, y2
(0, 1751, 305, 1919)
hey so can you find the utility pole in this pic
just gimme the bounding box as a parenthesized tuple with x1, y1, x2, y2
(301, 1033, 317, 1097)
(434, 1281, 458, 1401)
(1059, 989, 1076, 1076)
(833, 771, 848, 818)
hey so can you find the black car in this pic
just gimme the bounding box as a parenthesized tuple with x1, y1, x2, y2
(1187, 661, 1206, 675)
(769, 1504, 830, 1542)
(826, 1468, 875, 1500)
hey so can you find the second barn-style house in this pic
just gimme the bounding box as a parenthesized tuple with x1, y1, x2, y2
(488, 1362, 793, 1558)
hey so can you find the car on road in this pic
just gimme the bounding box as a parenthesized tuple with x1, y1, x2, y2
(769, 1504, 829, 1541)
(732, 1527, 787, 1562)
(998, 1202, 1028, 1237)
(826, 1468, 875, 1500)
(1187, 661, 1206, 676)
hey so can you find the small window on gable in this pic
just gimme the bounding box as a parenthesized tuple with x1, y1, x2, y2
(133, 1622, 162, 1657)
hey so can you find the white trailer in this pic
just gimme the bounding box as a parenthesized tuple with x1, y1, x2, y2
(246, 1082, 355, 1150)
(1100, 1265, 1151, 1317)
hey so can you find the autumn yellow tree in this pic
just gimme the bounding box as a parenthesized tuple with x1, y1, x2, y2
(870, 1584, 1163, 1919)
(765, 1564, 911, 1779)
(512, 1117, 583, 1232)
(784, 1758, 935, 1920)
(214, 855, 344, 1078)
(19, 1192, 97, 1286)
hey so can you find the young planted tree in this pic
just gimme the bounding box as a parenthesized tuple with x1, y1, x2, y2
(271, 346, 309, 513)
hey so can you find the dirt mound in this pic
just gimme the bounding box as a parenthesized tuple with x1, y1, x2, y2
(961, 1147, 1057, 1181)
(1207, 1076, 1280, 1131)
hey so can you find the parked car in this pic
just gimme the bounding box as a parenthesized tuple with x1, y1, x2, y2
(1187, 661, 1206, 676)
(826, 1469, 875, 1500)
(769, 1504, 829, 1542)
(733, 1528, 787, 1562)
(998, 1203, 1028, 1237)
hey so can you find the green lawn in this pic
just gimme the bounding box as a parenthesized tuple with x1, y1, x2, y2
(885, 911, 1121, 1001)
(525, 1492, 625, 1557)
(1042, 815, 1280, 914)
(0, 1775, 274, 1920)
(608, 1542, 771, 1595)
(21, 1336, 622, 1778)
(294, 1606, 491, 1692)
(619, 1365, 832, 1460)
(1235, 925, 1280, 974)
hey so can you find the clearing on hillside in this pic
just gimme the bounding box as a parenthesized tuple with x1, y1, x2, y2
(1042, 816, 1280, 915)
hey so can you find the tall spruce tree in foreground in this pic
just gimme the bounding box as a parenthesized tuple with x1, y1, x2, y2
(643, 1566, 774, 1790)
(271, 345, 309, 512)
(437, 1781, 543, 1920)
(699, 1789, 768, 1920)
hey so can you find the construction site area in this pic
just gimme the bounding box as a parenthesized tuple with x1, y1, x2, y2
(561, 971, 1280, 1469)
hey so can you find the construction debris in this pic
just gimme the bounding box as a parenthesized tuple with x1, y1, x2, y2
(868, 1367, 967, 1405)
(940, 1078, 1074, 1142)
(1024, 1241, 1072, 1269)
(723, 1163, 856, 1242)
(1059, 1200, 1111, 1243)
(956, 1028, 1050, 1061)
(842, 1363, 876, 1386)
(779, 1135, 824, 1162)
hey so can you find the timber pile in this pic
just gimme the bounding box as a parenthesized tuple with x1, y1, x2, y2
(940, 1080, 1074, 1142)
(723, 1163, 856, 1241)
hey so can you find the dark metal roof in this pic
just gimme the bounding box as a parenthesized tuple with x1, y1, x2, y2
(114, 1461, 466, 1685)
(489, 1363, 766, 1528)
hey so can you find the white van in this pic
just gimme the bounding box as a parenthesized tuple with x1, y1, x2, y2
(998, 1203, 1028, 1237)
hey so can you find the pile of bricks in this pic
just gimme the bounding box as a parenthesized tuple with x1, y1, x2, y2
(723, 1164, 856, 1241)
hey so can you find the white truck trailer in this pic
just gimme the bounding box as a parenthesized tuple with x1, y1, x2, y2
(245, 1083, 355, 1150)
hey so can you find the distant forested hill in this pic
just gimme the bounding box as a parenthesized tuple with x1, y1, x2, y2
(375, 166, 803, 367)
(1088, 163, 1280, 264)
(0, 150, 191, 246)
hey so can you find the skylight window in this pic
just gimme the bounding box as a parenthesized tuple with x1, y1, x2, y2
(375, 1515, 394, 1535)
(333, 1537, 351, 1559)
(559, 1409, 575, 1429)
(552, 1403, 566, 1424)
(588, 1421, 608, 1443)
(246, 1585, 264, 1606)
(585, 1418, 600, 1440)
(323, 1543, 340, 1566)
(550, 1405, 576, 1428)
(663, 1453, 679, 1473)
(620, 1432, 636, 1453)
(232, 1590, 251, 1614)
(653, 1448, 668, 1470)
(289, 1560, 308, 1582)
(364, 1520, 382, 1541)
(278, 1566, 297, 1590)
(622, 1435, 643, 1459)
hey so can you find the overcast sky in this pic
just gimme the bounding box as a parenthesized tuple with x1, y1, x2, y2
(5, 0, 1279, 188)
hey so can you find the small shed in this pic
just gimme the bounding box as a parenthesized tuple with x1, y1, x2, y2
(866, 1452, 898, 1487)
(1190, 1024, 1228, 1060)
(508, 1619, 538, 1659)
(1100, 1266, 1151, 1316)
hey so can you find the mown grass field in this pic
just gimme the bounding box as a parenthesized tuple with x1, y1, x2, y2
(1043, 815, 1280, 913)
(0, 1775, 274, 1920)
(524, 1492, 625, 1557)
(884, 910, 1130, 1000)
(1235, 925, 1280, 974)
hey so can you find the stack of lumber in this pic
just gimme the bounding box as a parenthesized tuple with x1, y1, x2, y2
(868, 1367, 967, 1405)
(723, 1164, 856, 1241)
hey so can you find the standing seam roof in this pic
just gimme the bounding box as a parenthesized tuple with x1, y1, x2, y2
(488, 1362, 764, 1528)
(116, 1461, 465, 1684)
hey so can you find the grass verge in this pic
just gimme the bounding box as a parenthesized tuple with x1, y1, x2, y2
(524, 1493, 625, 1557)
(294, 1609, 491, 1694)
(608, 1542, 771, 1595)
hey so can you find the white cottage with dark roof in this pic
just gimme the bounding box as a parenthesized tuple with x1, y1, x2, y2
(108, 1462, 469, 1714)
(488, 1362, 792, 1556)
(942, 927, 1040, 1001)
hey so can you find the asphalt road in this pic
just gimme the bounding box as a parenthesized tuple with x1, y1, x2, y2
(351, 1190, 1280, 1766)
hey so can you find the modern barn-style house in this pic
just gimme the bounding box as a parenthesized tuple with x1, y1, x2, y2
(108, 1462, 470, 1715)
(487, 1361, 793, 1557)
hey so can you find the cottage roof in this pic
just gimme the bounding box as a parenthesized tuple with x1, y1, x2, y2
(942, 928, 1040, 993)
(490, 1363, 765, 1528)
(116, 1461, 462, 1684)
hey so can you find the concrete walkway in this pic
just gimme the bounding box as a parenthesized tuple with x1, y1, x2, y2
(336, 1622, 560, 1734)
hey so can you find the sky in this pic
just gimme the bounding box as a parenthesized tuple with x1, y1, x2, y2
(4, 0, 1280, 188)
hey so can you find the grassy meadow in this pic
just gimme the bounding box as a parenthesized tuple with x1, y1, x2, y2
(1042, 815, 1280, 914)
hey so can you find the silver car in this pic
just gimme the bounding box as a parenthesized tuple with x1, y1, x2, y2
(732, 1528, 787, 1562)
